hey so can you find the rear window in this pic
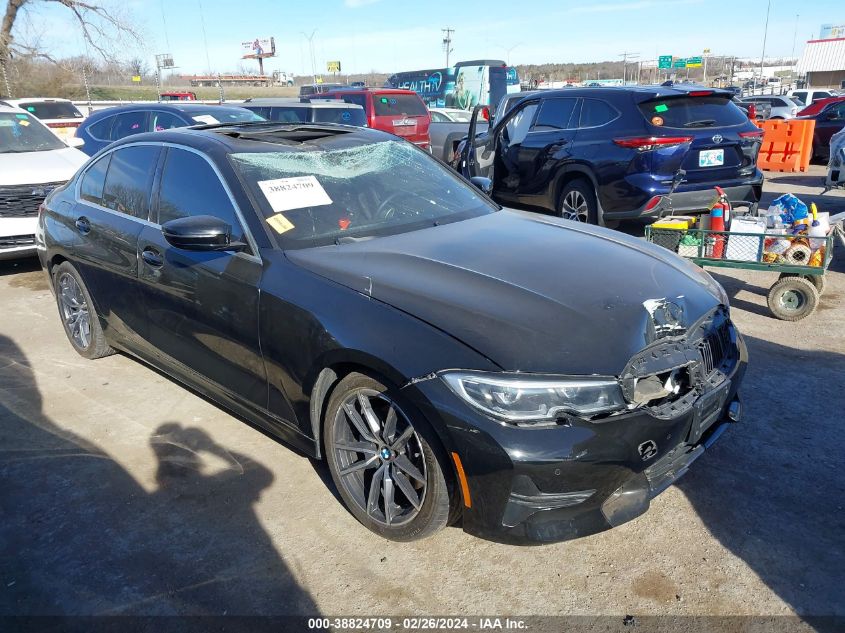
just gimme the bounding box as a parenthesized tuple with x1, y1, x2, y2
(313, 108, 366, 126)
(638, 96, 748, 129)
(372, 94, 427, 117)
(19, 101, 83, 120)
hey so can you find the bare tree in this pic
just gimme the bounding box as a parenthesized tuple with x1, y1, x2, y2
(1, 0, 141, 67)
(127, 56, 148, 78)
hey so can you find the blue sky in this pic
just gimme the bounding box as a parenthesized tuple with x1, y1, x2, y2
(15, 0, 845, 75)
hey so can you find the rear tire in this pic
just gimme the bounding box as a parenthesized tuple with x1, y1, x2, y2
(558, 179, 598, 224)
(53, 261, 114, 359)
(778, 272, 825, 295)
(767, 276, 819, 321)
(323, 372, 453, 541)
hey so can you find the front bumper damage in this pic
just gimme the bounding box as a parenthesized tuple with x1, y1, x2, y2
(403, 308, 747, 545)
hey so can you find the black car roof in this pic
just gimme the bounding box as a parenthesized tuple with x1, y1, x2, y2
(107, 121, 392, 155)
(85, 102, 254, 119)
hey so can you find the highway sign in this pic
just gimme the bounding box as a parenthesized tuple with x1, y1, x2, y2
(687, 56, 703, 68)
(658, 55, 673, 69)
(327, 61, 341, 73)
(674, 58, 687, 68)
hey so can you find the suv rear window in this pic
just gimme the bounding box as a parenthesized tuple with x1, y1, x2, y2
(638, 96, 748, 129)
(313, 108, 367, 126)
(372, 94, 427, 117)
(19, 101, 83, 120)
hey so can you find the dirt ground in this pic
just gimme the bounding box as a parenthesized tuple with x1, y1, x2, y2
(1, 167, 843, 624)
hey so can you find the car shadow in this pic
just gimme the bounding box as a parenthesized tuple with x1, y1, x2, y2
(0, 257, 41, 277)
(0, 334, 321, 618)
(675, 332, 845, 619)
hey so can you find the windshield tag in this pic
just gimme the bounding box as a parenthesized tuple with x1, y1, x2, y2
(266, 213, 295, 234)
(192, 114, 219, 125)
(258, 175, 332, 212)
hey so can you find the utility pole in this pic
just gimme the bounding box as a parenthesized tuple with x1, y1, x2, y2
(442, 27, 454, 67)
(791, 14, 800, 86)
(758, 0, 772, 90)
(618, 52, 639, 85)
(301, 30, 318, 84)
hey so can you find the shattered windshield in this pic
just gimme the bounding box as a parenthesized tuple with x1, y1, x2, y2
(231, 140, 497, 248)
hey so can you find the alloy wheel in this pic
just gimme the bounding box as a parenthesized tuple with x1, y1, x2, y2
(332, 389, 427, 527)
(58, 272, 91, 349)
(561, 190, 590, 222)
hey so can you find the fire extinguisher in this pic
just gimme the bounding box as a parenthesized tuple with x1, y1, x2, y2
(709, 187, 731, 259)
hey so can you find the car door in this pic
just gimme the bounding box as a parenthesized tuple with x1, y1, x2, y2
(478, 100, 539, 203)
(815, 102, 845, 154)
(136, 145, 266, 410)
(70, 144, 161, 347)
(506, 97, 579, 205)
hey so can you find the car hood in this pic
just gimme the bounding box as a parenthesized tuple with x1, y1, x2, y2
(286, 210, 725, 375)
(0, 147, 88, 186)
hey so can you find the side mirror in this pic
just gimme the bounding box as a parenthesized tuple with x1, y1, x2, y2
(161, 215, 246, 252)
(470, 176, 493, 195)
(67, 136, 85, 149)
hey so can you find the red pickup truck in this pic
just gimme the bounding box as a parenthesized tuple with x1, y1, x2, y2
(320, 88, 431, 150)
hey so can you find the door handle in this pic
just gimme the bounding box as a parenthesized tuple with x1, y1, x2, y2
(141, 247, 164, 268)
(74, 216, 91, 235)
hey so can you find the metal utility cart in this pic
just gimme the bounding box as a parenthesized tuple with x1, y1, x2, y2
(646, 214, 844, 321)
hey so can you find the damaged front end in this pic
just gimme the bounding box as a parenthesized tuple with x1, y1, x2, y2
(409, 303, 747, 544)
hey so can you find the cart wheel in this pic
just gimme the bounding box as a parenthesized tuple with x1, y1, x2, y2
(778, 272, 826, 295)
(767, 276, 820, 321)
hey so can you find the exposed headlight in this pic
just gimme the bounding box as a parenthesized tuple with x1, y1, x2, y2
(441, 371, 627, 423)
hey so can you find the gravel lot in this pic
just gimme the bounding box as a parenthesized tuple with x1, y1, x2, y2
(1, 167, 843, 624)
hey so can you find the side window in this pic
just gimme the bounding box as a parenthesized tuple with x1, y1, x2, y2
(87, 115, 114, 141)
(79, 153, 112, 205)
(245, 106, 271, 119)
(502, 103, 538, 145)
(430, 111, 447, 122)
(532, 98, 578, 131)
(101, 145, 159, 219)
(157, 148, 245, 245)
(270, 107, 305, 123)
(816, 92, 832, 101)
(149, 111, 185, 132)
(579, 99, 618, 128)
(340, 94, 367, 110)
(792, 92, 807, 105)
(830, 103, 845, 120)
(110, 111, 147, 140)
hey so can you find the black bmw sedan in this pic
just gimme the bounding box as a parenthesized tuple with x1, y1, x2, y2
(37, 122, 747, 544)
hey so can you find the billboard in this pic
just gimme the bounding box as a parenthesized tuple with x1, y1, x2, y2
(242, 37, 274, 59)
(820, 24, 845, 39)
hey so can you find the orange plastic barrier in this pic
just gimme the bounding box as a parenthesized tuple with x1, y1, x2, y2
(755, 119, 816, 173)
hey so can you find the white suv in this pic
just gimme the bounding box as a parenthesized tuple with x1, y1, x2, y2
(0, 98, 85, 142)
(0, 105, 88, 260)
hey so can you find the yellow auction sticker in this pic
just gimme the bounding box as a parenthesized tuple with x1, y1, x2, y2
(266, 213, 295, 235)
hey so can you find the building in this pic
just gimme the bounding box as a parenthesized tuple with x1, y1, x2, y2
(796, 37, 845, 88)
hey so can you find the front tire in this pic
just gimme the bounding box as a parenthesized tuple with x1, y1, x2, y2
(53, 261, 114, 359)
(324, 372, 452, 541)
(558, 179, 598, 224)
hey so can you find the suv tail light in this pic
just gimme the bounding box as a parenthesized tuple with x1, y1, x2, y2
(613, 136, 693, 151)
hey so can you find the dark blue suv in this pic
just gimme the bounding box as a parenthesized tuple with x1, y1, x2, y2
(74, 103, 263, 156)
(459, 85, 764, 225)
